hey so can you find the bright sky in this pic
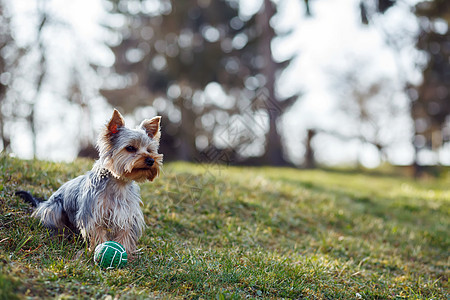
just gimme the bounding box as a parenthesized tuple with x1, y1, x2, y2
(8, 0, 448, 166)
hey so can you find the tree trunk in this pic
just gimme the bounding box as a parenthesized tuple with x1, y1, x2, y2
(0, 111, 10, 152)
(304, 129, 316, 168)
(29, 0, 47, 159)
(258, 0, 287, 166)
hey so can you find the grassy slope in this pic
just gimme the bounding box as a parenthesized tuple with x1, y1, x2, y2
(0, 156, 448, 299)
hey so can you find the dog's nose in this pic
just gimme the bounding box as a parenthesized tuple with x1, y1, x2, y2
(145, 157, 154, 167)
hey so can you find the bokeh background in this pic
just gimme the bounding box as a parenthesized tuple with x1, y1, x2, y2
(0, 0, 449, 173)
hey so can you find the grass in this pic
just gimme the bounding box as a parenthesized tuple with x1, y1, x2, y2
(0, 155, 448, 299)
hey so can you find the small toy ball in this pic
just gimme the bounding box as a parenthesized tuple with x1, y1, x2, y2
(94, 241, 128, 269)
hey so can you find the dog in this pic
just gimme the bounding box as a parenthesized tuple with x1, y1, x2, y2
(16, 109, 163, 254)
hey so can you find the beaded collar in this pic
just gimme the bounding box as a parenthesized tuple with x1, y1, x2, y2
(97, 168, 112, 180)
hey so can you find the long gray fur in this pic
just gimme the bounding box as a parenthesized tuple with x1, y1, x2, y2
(24, 109, 162, 254)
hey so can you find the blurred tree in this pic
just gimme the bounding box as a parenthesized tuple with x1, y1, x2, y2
(0, 0, 102, 159)
(357, 0, 449, 170)
(332, 68, 405, 166)
(412, 0, 450, 168)
(0, 0, 49, 158)
(0, 0, 22, 152)
(359, 0, 397, 24)
(100, 0, 298, 164)
(101, 0, 262, 161)
(256, 0, 297, 165)
(29, 0, 49, 158)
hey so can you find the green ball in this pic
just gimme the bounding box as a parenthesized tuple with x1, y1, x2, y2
(94, 241, 128, 269)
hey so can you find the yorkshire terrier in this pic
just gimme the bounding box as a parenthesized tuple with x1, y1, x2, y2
(16, 109, 163, 254)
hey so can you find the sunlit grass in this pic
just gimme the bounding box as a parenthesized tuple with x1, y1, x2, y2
(1, 156, 448, 299)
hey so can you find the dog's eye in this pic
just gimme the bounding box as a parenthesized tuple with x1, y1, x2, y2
(125, 145, 137, 152)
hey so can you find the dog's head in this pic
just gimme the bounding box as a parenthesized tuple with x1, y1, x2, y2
(97, 109, 163, 182)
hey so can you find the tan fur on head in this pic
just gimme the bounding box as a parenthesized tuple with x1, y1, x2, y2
(122, 152, 163, 182)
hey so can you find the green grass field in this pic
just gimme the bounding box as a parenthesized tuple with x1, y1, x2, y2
(0, 155, 448, 299)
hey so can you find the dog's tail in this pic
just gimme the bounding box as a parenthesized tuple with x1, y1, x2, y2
(15, 191, 43, 207)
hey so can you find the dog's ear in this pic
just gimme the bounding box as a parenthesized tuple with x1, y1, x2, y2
(107, 109, 125, 135)
(140, 116, 161, 141)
